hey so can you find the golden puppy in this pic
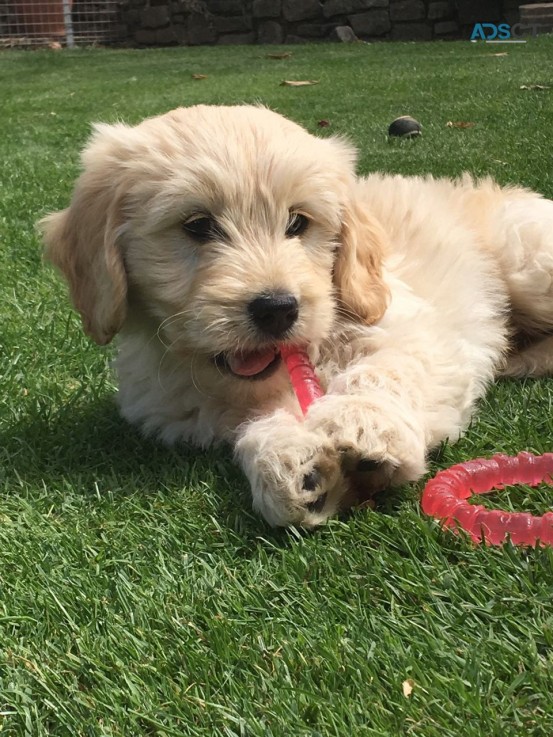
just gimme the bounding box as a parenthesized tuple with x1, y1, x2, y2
(41, 105, 553, 526)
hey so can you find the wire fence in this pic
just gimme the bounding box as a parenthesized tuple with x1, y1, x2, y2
(0, 0, 123, 47)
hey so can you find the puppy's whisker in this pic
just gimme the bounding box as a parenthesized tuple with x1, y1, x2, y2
(156, 345, 172, 392)
(154, 329, 172, 351)
(158, 308, 195, 332)
(155, 314, 197, 352)
(158, 306, 218, 349)
(154, 339, 212, 400)
(156, 311, 189, 343)
(212, 356, 227, 382)
(155, 330, 192, 390)
(189, 350, 217, 400)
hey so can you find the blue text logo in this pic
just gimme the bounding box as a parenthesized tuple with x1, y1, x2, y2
(470, 22, 542, 43)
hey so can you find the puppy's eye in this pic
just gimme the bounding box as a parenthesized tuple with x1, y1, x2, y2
(286, 212, 309, 238)
(182, 215, 221, 242)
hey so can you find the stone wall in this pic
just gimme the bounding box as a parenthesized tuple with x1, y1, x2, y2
(118, 0, 524, 46)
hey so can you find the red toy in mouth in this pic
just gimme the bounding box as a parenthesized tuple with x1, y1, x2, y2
(216, 345, 325, 411)
(280, 344, 324, 415)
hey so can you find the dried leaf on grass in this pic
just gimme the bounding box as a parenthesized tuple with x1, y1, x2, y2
(280, 80, 319, 87)
(446, 121, 476, 128)
(402, 679, 415, 698)
(317, 119, 331, 127)
(267, 52, 292, 59)
(520, 84, 550, 90)
(192, 74, 208, 80)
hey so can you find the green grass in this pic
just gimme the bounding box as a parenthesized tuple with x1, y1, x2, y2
(1, 39, 553, 736)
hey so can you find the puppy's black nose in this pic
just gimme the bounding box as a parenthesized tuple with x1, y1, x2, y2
(248, 293, 299, 338)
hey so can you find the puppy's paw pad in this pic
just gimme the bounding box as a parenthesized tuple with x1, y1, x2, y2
(306, 491, 327, 514)
(302, 467, 321, 492)
(301, 463, 332, 516)
(347, 455, 397, 500)
(356, 458, 382, 472)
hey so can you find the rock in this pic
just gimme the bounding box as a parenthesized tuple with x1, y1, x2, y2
(349, 9, 391, 36)
(257, 20, 284, 43)
(135, 28, 158, 43)
(140, 5, 170, 29)
(187, 11, 216, 43)
(434, 20, 458, 35)
(427, 1, 452, 21)
(217, 31, 256, 44)
(214, 15, 253, 33)
(457, 0, 500, 24)
(323, 0, 388, 19)
(296, 22, 332, 37)
(284, 33, 311, 42)
(390, 21, 431, 40)
(156, 25, 179, 43)
(283, 0, 322, 22)
(205, 0, 243, 15)
(253, 0, 282, 18)
(390, 0, 425, 22)
(329, 24, 358, 41)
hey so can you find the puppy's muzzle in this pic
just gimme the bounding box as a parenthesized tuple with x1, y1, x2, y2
(248, 292, 299, 339)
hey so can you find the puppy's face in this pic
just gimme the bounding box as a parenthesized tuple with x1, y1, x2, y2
(41, 106, 388, 390)
(124, 107, 352, 382)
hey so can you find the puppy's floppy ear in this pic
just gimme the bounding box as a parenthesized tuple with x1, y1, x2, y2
(333, 198, 390, 325)
(39, 124, 130, 345)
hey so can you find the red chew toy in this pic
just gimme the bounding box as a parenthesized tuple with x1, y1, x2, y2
(421, 452, 553, 546)
(281, 345, 324, 415)
(280, 350, 553, 546)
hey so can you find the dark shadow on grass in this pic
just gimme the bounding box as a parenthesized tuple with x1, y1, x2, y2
(0, 396, 314, 545)
(1, 396, 210, 483)
(0, 395, 431, 545)
(1, 395, 255, 509)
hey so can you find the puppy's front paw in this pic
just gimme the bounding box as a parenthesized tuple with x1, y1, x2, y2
(235, 410, 347, 527)
(305, 395, 427, 499)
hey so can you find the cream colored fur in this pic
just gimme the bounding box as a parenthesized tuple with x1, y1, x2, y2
(41, 105, 553, 526)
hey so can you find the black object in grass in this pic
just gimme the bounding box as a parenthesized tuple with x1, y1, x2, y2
(388, 116, 422, 138)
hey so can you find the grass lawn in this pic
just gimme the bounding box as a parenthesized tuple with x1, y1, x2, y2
(2, 37, 553, 736)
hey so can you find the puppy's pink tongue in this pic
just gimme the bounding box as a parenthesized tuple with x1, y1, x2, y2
(227, 348, 278, 377)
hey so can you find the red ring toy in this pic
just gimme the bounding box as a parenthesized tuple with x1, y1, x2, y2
(421, 452, 553, 546)
(281, 347, 553, 546)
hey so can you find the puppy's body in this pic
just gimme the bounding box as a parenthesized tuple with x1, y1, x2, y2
(41, 106, 553, 526)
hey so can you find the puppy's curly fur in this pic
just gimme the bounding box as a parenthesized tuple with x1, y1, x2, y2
(41, 105, 553, 526)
